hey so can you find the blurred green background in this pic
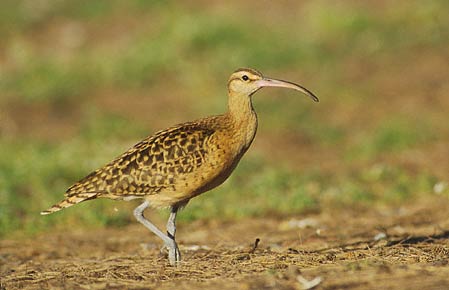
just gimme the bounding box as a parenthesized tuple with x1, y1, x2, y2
(1, 0, 448, 237)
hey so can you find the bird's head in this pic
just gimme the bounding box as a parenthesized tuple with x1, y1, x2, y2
(227, 68, 319, 102)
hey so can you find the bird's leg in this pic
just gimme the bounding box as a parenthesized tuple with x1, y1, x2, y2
(133, 201, 180, 266)
(166, 205, 181, 263)
(166, 206, 178, 238)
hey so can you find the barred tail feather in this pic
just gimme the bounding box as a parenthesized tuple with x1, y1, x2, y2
(40, 193, 98, 215)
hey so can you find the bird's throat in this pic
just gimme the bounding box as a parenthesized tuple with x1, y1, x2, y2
(227, 93, 255, 122)
(227, 93, 258, 150)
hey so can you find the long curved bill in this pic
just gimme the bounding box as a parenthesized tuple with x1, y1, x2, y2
(256, 78, 319, 102)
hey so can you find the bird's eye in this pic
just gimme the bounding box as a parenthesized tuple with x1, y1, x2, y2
(242, 75, 249, 81)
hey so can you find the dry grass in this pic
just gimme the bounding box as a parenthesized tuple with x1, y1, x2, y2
(2, 196, 449, 289)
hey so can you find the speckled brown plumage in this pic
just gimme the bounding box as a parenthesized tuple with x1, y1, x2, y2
(41, 68, 318, 265)
(41, 114, 253, 213)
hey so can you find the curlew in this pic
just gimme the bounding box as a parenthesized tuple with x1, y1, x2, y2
(41, 68, 318, 265)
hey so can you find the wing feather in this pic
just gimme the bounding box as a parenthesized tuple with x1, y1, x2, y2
(65, 121, 216, 197)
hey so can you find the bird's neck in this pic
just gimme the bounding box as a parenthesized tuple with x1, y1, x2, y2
(226, 92, 258, 149)
(227, 92, 255, 120)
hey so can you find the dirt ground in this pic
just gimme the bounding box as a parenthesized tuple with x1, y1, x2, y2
(2, 196, 449, 290)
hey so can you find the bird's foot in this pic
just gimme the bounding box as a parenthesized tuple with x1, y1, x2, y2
(168, 243, 181, 266)
(164, 239, 181, 266)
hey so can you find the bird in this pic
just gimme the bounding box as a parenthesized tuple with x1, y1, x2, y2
(41, 68, 319, 265)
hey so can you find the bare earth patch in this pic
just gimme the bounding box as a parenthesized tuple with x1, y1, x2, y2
(2, 196, 449, 289)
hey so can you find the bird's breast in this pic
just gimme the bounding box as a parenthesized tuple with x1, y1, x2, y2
(192, 112, 258, 193)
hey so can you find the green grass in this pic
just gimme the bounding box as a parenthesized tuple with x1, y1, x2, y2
(1, 0, 449, 237)
(346, 117, 437, 160)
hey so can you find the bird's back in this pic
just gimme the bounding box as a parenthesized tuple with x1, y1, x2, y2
(42, 114, 248, 214)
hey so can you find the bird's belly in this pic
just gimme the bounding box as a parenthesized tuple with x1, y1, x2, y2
(189, 146, 248, 198)
(145, 150, 245, 208)
(191, 157, 240, 195)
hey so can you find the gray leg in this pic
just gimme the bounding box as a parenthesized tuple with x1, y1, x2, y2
(167, 206, 178, 238)
(166, 206, 181, 262)
(133, 201, 181, 265)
